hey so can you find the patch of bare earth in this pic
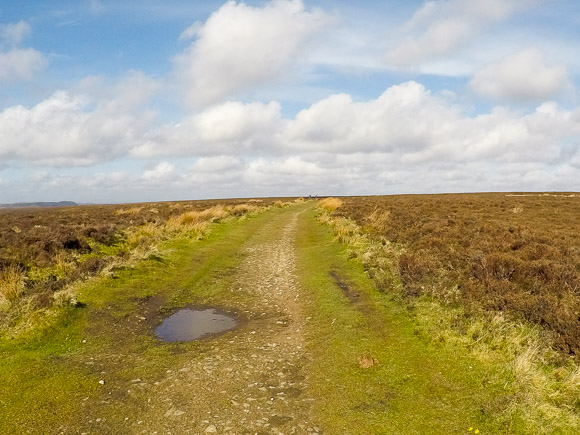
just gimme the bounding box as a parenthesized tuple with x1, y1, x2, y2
(129, 212, 319, 434)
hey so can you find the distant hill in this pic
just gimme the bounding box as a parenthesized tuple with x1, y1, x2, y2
(0, 201, 78, 209)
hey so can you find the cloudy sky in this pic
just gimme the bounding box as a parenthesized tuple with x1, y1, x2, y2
(1, 0, 579, 203)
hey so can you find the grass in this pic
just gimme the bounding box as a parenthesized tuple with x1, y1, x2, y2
(0, 265, 25, 305)
(3, 196, 578, 433)
(317, 198, 580, 433)
(319, 196, 343, 212)
(296, 207, 510, 433)
(337, 193, 580, 356)
(0, 206, 293, 433)
(0, 201, 269, 337)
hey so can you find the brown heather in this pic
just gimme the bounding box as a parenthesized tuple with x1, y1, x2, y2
(336, 193, 580, 357)
(0, 197, 290, 331)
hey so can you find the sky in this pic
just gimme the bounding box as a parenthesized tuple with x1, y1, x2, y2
(0, 0, 579, 203)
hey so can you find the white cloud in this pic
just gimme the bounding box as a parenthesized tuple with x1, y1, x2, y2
(0, 21, 48, 82)
(0, 21, 32, 46)
(0, 48, 48, 82)
(469, 48, 572, 102)
(386, 0, 535, 68)
(190, 156, 243, 173)
(284, 82, 460, 154)
(75, 70, 160, 110)
(132, 100, 283, 158)
(244, 156, 326, 189)
(142, 161, 175, 181)
(281, 82, 580, 166)
(173, 0, 331, 107)
(129, 81, 580, 170)
(0, 89, 154, 167)
(3, 80, 579, 200)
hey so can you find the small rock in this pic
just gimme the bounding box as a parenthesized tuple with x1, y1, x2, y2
(98, 380, 105, 385)
(205, 424, 217, 433)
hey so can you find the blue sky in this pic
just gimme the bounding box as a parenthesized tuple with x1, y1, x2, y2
(0, 0, 579, 203)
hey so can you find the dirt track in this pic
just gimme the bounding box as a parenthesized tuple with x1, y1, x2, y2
(132, 210, 319, 434)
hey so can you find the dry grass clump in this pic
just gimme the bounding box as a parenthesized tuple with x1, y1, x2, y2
(329, 217, 362, 245)
(167, 211, 204, 228)
(115, 206, 143, 215)
(126, 222, 164, 248)
(199, 205, 229, 221)
(230, 203, 259, 216)
(319, 197, 343, 212)
(364, 208, 390, 233)
(0, 265, 26, 305)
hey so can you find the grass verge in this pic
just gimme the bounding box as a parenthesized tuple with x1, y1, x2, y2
(297, 207, 506, 433)
(0, 206, 293, 433)
(313, 201, 580, 433)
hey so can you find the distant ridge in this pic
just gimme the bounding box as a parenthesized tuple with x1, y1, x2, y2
(0, 201, 78, 209)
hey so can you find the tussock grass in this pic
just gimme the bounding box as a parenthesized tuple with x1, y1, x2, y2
(364, 207, 390, 232)
(319, 197, 342, 212)
(230, 203, 259, 216)
(199, 204, 229, 221)
(126, 222, 164, 248)
(0, 265, 25, 305)
(317, 202, 580, 434)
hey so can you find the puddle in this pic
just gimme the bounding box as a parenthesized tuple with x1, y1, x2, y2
(155, 308, 237, 342)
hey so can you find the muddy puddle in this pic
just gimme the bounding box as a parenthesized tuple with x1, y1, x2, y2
(155, 308, 237, 342)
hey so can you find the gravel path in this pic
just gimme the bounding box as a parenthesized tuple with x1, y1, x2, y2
(132, 211, 319, 434)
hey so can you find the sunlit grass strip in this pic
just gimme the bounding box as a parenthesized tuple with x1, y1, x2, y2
(316, 204, 580, 434)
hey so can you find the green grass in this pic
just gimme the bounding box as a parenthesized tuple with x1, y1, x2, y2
(3, 203, 568, 433)
(0, 207, 289, 433)
(296, 208, 508, 434)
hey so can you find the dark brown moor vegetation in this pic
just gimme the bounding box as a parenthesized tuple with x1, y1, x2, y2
(336, 193, 580, 357)
(0, 198, 287, 332)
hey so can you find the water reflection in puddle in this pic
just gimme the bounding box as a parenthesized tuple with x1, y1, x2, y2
(155, 308, 237, 342)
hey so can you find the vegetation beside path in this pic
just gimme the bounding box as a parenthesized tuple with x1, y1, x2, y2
(1, 199, 577, 433)
(313, 197, 580, 434)
(0, 204, 283, 432)
(297, 206, 501, 434)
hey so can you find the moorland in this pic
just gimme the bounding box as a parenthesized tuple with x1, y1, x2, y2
(0, 193, 578, 434)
